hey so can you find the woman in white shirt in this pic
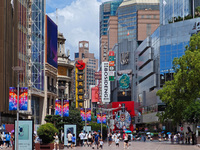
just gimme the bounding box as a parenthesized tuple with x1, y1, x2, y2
(53, 133, 59, 150)
(124, 133, 129, 149)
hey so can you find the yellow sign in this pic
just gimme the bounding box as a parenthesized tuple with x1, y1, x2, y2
(79, 95, 83, 100)
(78, 82, 83, 86)
(78, 89, 83, 93)
(78, 75, 83, 80)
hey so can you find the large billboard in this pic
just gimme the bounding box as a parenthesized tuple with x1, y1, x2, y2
(45, 15, 58, 68)
(9, 87, 28, 111)
(102, 62, 110, 103)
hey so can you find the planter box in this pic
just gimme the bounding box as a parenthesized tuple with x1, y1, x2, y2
(35, 143, 54, 150)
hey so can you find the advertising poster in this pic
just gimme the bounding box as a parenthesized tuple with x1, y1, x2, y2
(15, 120, 33, 150)
(80, 108, 91, 121)
(9, 87, 28, 111)
(64, 125, 76, 146)
(63, 100, 69, 117)
(86, 108, 91, 121)
(97, 113, 106, 124)
(45, 15, 58, 68)
(80, 108, 85, 121)
(55, 99, 61, 116)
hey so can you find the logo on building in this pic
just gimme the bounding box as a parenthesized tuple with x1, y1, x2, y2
(102, 62, 110, 103)
(119, 74, 130, 89)
(120, 52, 130, 65)
(76, 60, 85, 70)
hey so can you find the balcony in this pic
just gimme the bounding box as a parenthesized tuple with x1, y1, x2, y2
(47, 85, 57, 94)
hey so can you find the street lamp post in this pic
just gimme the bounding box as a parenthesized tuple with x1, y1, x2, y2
(59, 85, 66, 143)
(12, 66, 24, 150)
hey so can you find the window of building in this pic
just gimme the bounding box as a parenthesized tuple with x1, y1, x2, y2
(154, 15, 157, 19)
(146, 24, 151, 36)
(141, 15, 144, 18)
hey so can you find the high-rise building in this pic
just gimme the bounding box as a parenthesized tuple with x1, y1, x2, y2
(99, 0, 122, 64)
(74, 41, 98, 95)
(0, 0, 18, 123)
(117, 0, 159, 43)
(160, 0, 200, 25)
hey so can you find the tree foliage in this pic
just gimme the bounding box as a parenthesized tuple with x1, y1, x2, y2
(88, 122, 107, 140)
(37, 123, 58, 144)
(157, 32, 200, 124)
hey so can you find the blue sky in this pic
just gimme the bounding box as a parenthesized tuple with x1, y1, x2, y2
(46, 0, 111, 60)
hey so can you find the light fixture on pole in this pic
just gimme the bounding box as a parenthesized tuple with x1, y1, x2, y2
(58, 85, 66, 143)
(12, 66, 24, 150)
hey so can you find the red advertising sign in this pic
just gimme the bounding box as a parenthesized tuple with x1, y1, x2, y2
(109, 51, 114, 56)
(91, 86, 99, 102)
(109, 61, 115, 66)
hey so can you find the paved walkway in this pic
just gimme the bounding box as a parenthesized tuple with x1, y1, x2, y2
(63, 141, 200, 150)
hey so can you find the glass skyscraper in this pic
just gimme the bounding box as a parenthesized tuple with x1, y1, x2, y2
(117, 0, 159, 42)
(99, 0, 123, 37)
(160, 0, 200, 25)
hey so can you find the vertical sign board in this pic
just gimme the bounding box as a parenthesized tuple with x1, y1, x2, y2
(102, 62, 110, 103)
(109, 51, 115, 81)
(64, 125, 76, 146)
(15, 120, 33, 150)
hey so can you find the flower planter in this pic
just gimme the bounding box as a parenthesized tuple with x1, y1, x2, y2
(35, 143, 54, 150)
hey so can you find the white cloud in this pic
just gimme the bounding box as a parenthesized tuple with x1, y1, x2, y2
(48, 0, 112, 60)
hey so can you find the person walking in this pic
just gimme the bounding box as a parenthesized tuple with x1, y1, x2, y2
(83, 132, 87, 147)
(5, 132, 11, 148)
(79, 131, 84, 147)
(88, 131, 92, 147)
(124, 133, 129, 149)
(71, 134, 76, 148)
(67, 131, 73, 148)
(108, 133, 112, 146)
(94, 132, 100, 149)
(53, 133, 59, 150)
(99, 139, 103, 149)
(115, 136, 119, 147)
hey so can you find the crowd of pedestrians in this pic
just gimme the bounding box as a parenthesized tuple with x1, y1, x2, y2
(0, 132, 13, 149)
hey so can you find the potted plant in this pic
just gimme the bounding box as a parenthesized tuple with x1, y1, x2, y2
(36, 123, 58, 150)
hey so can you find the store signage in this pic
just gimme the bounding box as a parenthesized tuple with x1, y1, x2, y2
(109, 51, 115, 81)
(102, 62, 110, 103)
(119, 74, 130, 89)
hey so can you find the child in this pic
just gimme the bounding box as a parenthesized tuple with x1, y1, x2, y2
(99, 139, 103, 149)
(115, 136, 119, 147)
(71, 134, 76, 148)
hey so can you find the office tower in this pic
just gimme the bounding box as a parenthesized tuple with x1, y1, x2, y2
(160, 0, 200, 25)
(75, 41, 98, 95)
(99, 0, 123, 64)
(117, 0, 159, 43)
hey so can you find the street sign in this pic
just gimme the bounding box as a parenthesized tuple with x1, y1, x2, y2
(109, 56, 115, 61)
(109, 76, 115, 81)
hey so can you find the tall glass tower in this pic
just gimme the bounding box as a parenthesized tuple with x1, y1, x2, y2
(160, 0, 200, 25)
(117, 0, 159, 42)
(99, 0, 123, 37)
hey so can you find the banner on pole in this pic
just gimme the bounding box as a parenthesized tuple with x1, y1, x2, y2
(97, 113, 106, 124)
(9, 87, 28, 111)
(80, 108, 91, 121)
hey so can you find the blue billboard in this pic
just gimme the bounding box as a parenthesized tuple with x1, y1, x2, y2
(46, 15, 58, 68)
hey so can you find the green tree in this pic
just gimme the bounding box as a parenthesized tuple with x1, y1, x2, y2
(37, 123, 58, 144)
(157, 32, 200, 124)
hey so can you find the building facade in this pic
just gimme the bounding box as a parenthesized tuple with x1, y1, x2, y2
(57, 33, 74, 107)
(160, 0, 200, 25)
(74, 41, 98, 98)
(99, 0, 122, 64)
(117, 0, 159, 43)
